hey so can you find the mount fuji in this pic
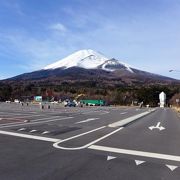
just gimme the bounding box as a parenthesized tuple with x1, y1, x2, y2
(3, 49, 179, 85)
(44, 49, 134, 73)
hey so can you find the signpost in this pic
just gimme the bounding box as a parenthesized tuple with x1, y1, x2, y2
(176, 99, 179, 106)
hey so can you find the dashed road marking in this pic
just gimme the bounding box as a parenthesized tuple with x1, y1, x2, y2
(17, 128, 26, 131)
(0, 116, 74, 128)
(135, 160, 146, 166)
(120, 112, 127, 115)
(107, 156, 117, 161)
(41, 131, 50, 135)
(88, 145, 180, 163)
(166, 165, 178, 171)
(29, 129, 37, 133)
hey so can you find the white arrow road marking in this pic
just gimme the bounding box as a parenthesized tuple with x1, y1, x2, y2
(166, 165, 178, 171)
(75, 118, 99, 124)
(41, 131, 50, 135)
(107, 156, 117, 161)
(17, 128, 26, 131)
(149, 122, 165, 131)
(135, 160, 145, 166)
(29, 129, 37, 133)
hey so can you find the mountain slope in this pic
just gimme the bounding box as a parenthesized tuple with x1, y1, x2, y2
(3, 49, 179, 85)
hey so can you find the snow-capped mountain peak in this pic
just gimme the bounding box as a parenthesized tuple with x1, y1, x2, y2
(44, 49, 134, 73)
(44, 49, 109, 70)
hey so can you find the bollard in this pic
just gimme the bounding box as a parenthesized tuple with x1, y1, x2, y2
(48, 105, 50, 109)
(27, 103, 29, 106)
(41, 105, 44, 109)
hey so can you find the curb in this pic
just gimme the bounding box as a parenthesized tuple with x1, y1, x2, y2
(108, 109, 156, 127)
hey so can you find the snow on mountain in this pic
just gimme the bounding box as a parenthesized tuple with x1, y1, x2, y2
(100, 59, 134, 73)
(44, 49, 108, 69)
(44, 49, 134, 73)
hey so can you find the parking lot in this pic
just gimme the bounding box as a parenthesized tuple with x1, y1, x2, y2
(0, 102, 180, 180)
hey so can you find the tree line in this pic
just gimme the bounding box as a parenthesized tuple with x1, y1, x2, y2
(0, 81, 179, 106)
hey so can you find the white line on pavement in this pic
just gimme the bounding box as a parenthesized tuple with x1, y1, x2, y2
(17, 128, 26, 131)
(82, 111, 109, 115)
(53, 127, 123, 150)
(53, 126, 106, 150)
(108, 110, 156, 127)
(75, 118, 100, 124)
(41, 131, 50, 135)
(0, 116, 63, 127)
(120, 112, 127, 115)
(88, 145, 180, 163)
(0, 117, 74, 128)
(31, 116, 63, 122)
(14, 114, 46, 118)
(29, 129, 37, 133)
(0, 130, 60, 142)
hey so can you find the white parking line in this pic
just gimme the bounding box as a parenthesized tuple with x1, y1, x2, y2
(0, 130, 60, 142)
(14, 114, 45, 118)
(0, 112, 37, 116)
(88, 145, 180, 163)
(31, 116, 63, 122)
(17, 128, 26, 131)
(75, 118, 100, 124)
(120, 112, 127, 115)
(41, 131, 50, 135)
(82, 111, 109, 115)
(29, 129, 37, 133)
(0, 116, 74, 128)
(0, 116, 62, 127)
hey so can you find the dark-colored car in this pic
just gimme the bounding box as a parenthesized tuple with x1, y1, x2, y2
(65, 101, 76, 107)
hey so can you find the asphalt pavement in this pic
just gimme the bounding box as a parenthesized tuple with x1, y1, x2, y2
(0, 102, 180, 180)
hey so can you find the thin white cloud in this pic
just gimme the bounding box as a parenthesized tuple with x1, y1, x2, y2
(49, 23, 67, 33)
(1, 1, 25, 16)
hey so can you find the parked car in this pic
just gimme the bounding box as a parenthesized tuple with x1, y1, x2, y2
(5, 100, 11, 103)
(14, 99, 20, 103)
(65, 101, 76, 107)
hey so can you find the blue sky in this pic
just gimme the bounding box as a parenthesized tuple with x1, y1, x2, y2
(0, 0, 180, 79)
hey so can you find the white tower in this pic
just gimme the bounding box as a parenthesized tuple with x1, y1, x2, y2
(159, 92, 166, 108)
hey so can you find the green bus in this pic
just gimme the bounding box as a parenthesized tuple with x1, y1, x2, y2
(80, 100, 105, 106)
